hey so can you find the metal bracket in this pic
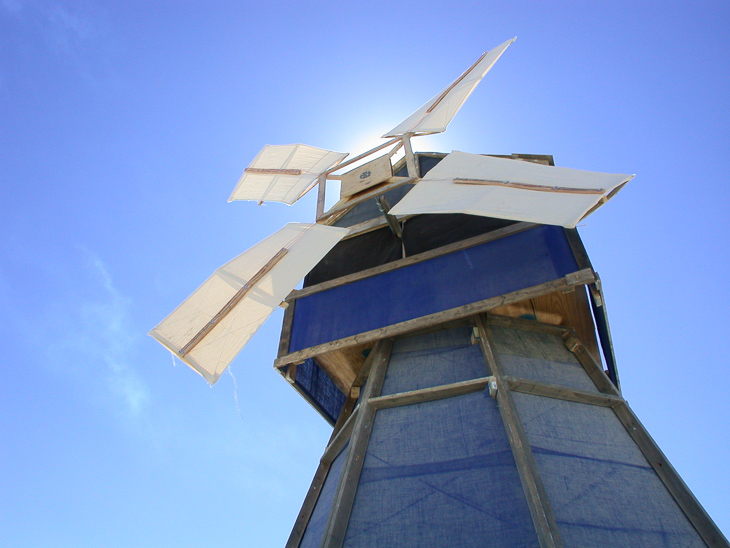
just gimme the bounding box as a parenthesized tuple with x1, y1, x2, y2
(487, 376, 498, 399)
(376, 196, 403, 239)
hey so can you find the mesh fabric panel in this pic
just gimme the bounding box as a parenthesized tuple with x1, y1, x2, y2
(294, 359, 346, 423)
(490, 325, 600, 393)
(290, 225, 578, 352)
(299, 444, 349, 548)
(381, 326, 487, 395)
(344, 392, 538, 547)
(513, 393, 705, 547)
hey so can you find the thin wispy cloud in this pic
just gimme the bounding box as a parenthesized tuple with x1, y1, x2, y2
(87, 256, 151, 416)
(48, 251, 151, 418)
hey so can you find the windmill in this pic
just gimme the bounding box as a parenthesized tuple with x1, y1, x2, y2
(150, 38, 728, 547)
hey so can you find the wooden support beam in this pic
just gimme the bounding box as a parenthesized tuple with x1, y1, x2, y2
(284, 336, 389, 547)
(588, 272, 621, 389)
(316, 175, 327, 220)
(369, 377, 491, 410)
(179, 248, 288, 357)
(561, 331, 729, 546)
(504, 376, 623, 408)
(244, 167, 302, 175)
(277, 298, 296, 358)
(321, 339, 393, 548)
(402, 134, 419, 178)
(563, 228, 593, 273)
(612, 402, 730, 547)
(322, 405, 359, 466)
(486, 313, 572, 337)
(562, 332, 620, 396)
(285, 460, 330, 548)
(376, 196, 402, 239)
(454, 178, 605, 195)
(275, 269, 595, 369)
(476, 315, 563, 548)
(328, 395, 357, 444)
(285, 382, 362, 548)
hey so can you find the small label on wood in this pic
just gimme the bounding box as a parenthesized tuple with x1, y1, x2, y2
(340, 154, 393, 198)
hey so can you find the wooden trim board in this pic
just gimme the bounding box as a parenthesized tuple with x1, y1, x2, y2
(275, 269, 595, 368)
(369, 377, 491, 410)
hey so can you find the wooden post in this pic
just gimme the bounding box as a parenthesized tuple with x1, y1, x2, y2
(402, 134, 419, 178)
(316, 175, 326, 220)
(476, 315, 563, 548)
(320, 339, 393, 548)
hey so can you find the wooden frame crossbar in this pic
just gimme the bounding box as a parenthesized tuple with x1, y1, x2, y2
(426, 51, 488, 115)
(244, 167, 302, 176)
(178, 247, 288, 357)
(453, 178, 605, 195)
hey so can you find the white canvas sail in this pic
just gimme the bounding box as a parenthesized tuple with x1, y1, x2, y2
(229, 144, 348, 205)
(388, 151, 634, 227)
(149, 223, 349, 384)
(383, 38, 516, 138)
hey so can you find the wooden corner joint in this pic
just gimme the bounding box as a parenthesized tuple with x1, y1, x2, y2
(285, 363, 297, 383)
(562, 332, 582, 353)
(565, 268, 595, 286)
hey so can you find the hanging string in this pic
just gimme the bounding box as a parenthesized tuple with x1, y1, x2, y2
(228, 367, 244, 420)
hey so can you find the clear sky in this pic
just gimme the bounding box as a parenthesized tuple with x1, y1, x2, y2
(2, 1, 729, 546)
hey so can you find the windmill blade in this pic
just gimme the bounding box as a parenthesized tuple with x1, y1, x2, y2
(388, 151, 634, 228)
(382, 37, 516, 138)
(229, 144, 348, 205)
(149, 223, 349, 384)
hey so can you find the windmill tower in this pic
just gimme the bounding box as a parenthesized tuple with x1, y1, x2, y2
(149, 39, 728, 547)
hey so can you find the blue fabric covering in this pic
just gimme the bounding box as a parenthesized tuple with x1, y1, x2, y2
(293, 359, 347, 424)
(344, 392, 538, 547)
(381, 326, 487, 395)
(290, 225, 578, 353)
(490, 325, 600, 393)
(299, 444, 349, 548)
(513, 394, 705, 547)
(489, 323, 705, 547)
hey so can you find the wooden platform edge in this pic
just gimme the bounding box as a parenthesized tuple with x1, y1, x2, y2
(274, 269, 595, 369)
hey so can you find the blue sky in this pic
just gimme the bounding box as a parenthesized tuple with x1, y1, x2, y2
(2, 1, 729, 546)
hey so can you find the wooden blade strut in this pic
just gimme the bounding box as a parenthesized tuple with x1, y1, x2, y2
(245, 168, 303, 176)
(178, 247, 289, 357)
(453, 178, 605, 195)
(425, 51, 488, 114)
